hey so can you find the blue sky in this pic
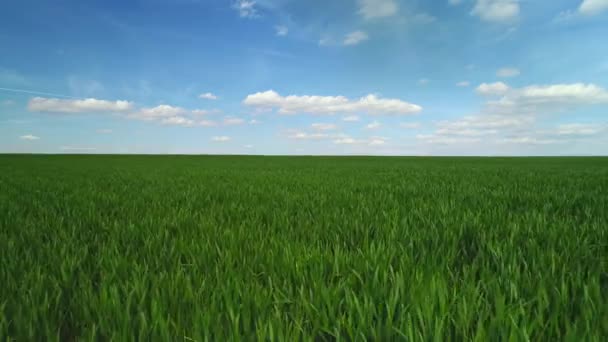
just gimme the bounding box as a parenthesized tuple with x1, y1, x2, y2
(1, 0, 607, 155)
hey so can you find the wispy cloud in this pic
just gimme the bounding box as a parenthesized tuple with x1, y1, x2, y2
(212, 136, 231, 142)
(19, 134, 40, 140)
(275, 25, 288, 36)
(233, 0, 258, 18)
(344, 31, 369, 46)
(471, 0, 520, 22)
(496, 67, 520, 78)
(199, 92, 218, 100)
(358, 0, 398, 19)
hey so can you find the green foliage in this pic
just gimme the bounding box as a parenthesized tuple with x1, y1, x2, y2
(1, 155, 607, 340)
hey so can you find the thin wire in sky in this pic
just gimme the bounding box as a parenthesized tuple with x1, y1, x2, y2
(0, 87, 81, 99)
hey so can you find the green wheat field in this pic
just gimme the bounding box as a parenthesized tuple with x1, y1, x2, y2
(1, 155, 607, 340)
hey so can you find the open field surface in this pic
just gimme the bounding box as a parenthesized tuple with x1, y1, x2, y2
(1, 155, 607, 340)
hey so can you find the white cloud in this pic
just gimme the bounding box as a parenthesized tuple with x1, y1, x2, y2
(192, 109, 210, 115)
(476, 82, 510, 95)
(243, 90, 422, 115)
(418, 78, 430, 86)
(275, 25, 288, 36)
(233, 0, 258, 18)
(496, 67, 520, 78)
(311, 123, 337, 131)
(129, 105, 185, 120)
(211, 136, 231, 142)
(368, 137, 386, 146)
(471, 0, 519, 22)
(499, 137, 558, 145)
(579, 0, 608, 15)
(97, 129, 113, 134)
(358, 0, 398, 19)
(249, 119, 260, 124)
(400, 122, 421, 129)
(437, 115, 532, 130)
(418, 114, 533, 145)
(342, 115, 360, 122)
(287, 131, 330, 140)
(28, 97, 133, 113)
(334, 137, 359, 144)
(318, 37, 333, 46)
(516, 83, 608, 104)
(366, 120, 382, 129)
(161, 116, 195, 127)
(199, 92, 218, 100)
(555, 123, 604, 136)
(20, 134, 40, 140)
(199, 120, 218, 127)
(456, 81, 471, 87)
(223, 117, 246, 125)
(332, 135, 387, 146)
(417, 134, 481, 145)
(344, 31, 369, 46)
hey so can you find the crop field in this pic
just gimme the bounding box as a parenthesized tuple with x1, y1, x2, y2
(1, 155, 607, 340)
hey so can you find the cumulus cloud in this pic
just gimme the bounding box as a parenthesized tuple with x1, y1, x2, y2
(358, 0, 398, 19)
(344, 31, 369, 46)
(275, 25, 288, 36)
(243, 90, 422, 115)
(456, 81, 471, 87)
(199, 92, 218, 100)
(476, 82, 511, 95)
(28, 97, 133, 113)
(233, 0, 257, 18)
(579, 0, 608, 15)
(471, 0, 519, 22)
(20, 134, 40, 140)
(129, 105, 186, 120)
(249, 119, 260, 124)
(496, 67, 520, 78)
(342, 115, 360, 122)
(211, 136, 231, 142)
(311, 123, 337, 131)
